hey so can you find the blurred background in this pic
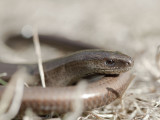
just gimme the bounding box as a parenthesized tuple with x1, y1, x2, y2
(1, 0, 160, 62)
(1, 0, 160, 119)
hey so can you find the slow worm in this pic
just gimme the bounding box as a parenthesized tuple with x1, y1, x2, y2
(0, 35, 134, 116)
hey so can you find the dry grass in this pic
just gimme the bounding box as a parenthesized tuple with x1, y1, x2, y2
(33, 28, 46, 88)
(0, 69, 27, 120)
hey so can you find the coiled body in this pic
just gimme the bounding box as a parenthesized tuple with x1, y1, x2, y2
(0, 35, 134, 116)
(0, 72, 132, 115)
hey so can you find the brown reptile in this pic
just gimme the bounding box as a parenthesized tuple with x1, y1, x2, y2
(0, 35, 134, 116)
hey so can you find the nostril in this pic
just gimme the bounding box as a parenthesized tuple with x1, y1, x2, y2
(126, 59, 133, 66)
(125, 62, 130, 66)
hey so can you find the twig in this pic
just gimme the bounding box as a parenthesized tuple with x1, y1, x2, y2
(63, 81, 87, 120)
(156, 45, 160, 71)
(0, 68, 26, 120)
(33, 28, 46, 88)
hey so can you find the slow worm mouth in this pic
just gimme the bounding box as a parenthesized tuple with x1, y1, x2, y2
(95, 67, 132, 74)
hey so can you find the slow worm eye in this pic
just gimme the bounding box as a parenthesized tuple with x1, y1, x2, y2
(105, 59, 115, 66)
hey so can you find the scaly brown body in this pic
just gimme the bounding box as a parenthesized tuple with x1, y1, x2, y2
(0, 35, 134, 116)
